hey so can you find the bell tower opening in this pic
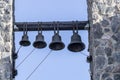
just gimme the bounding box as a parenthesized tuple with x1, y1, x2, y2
(14, 0, 90, 80)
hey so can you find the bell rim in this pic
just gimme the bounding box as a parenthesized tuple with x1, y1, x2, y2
(49, 42, 65, 50)
(19, 40, 31, 46)
(68, 42, 85, 52)
(33, 41, 47, 49)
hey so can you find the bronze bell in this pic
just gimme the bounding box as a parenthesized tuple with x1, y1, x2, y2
(19, 33, 31, 46)
(33, 33, 47, 49)
(49, 33, 65, 50)
(68, 32, 85, 52)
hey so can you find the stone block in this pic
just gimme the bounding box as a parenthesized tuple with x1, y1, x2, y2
(101, 19, 109, 27)
(0, 0, 13, 80)
(102, 73, 110, 80)
(0, 2, 6, 8)
(113, 64, 120, 73)
(113, 53, 120, 63)
(105, 47, 112, 56)
(95, 56, 106, 69)
(96, 47, 105, 56)
(114, 74, 120, 80)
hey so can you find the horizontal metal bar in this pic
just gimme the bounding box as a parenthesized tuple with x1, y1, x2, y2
(14, 21, 89, 31)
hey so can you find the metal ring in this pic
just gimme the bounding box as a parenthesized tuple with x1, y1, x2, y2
(56, 21, 59, 34)
(38, 22, 42, 34)
(72, 21, 75, 34)
(76, 21, 78, 33)
(23, 27, 25, 35)
(53, 22, 57, 34)
(23, 23, 26, 35)
(25, 22, 28, 34)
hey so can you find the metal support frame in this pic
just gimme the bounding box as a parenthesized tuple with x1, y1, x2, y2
(14, 21, 89, 31)
(13, 21, 89, 78)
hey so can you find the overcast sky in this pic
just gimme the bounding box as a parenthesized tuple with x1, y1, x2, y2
(15, 0, 90, 80)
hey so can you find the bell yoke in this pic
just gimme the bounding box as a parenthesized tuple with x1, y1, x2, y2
(19, 22, 85, 52)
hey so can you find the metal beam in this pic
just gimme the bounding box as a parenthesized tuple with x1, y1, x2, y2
(14, 21, 89, 31)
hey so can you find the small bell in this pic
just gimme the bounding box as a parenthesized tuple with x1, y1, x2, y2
(49, 23, 65, 51)
(19, 25, 31, 47)
(49, 33, 65, 50)
(33, 33, 47, 49)
(33, 23, 47, 49)
(20, 34, 31, 46)
(19, 33, 31, 46)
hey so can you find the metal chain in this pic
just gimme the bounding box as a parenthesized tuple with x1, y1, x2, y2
(57, 21, 59, 34)
(72, 21, 79, 34)
(23, 23, 26, 35)
(38, 22, 42, 34)
(53, 22, 57, 34)
(76, 21, 79, 33)
(25, 23, 28, 34)
(72, 21, 75, 34)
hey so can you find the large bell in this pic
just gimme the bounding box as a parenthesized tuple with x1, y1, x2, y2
(68, 32, 85, 52)
(19, 33, 31, 46)
(33, 33, 47, 49)
(49, 33, 65, 50)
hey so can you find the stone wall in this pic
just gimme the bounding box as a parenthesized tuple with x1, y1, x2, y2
(87, 0, 120, 80)
(0, 0, 13, 80)
(0, 0, 120, 80)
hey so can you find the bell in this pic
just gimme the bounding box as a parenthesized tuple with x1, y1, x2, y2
(33, 33, 47, 49)
(68, 33, 85, 52)
(19, 34, 31, 46)
(49, 33, 65, 50)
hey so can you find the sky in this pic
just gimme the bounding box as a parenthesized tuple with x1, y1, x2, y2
(14, 0, 90, 80)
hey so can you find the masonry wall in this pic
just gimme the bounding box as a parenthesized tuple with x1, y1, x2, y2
(0, 0, 120, 80)
(0, 0, 13, 80)
(87, 0, 120, 80)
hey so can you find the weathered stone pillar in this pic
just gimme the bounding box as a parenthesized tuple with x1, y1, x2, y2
(0, 0, 14, 80)
(87, 0, 120, 80)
